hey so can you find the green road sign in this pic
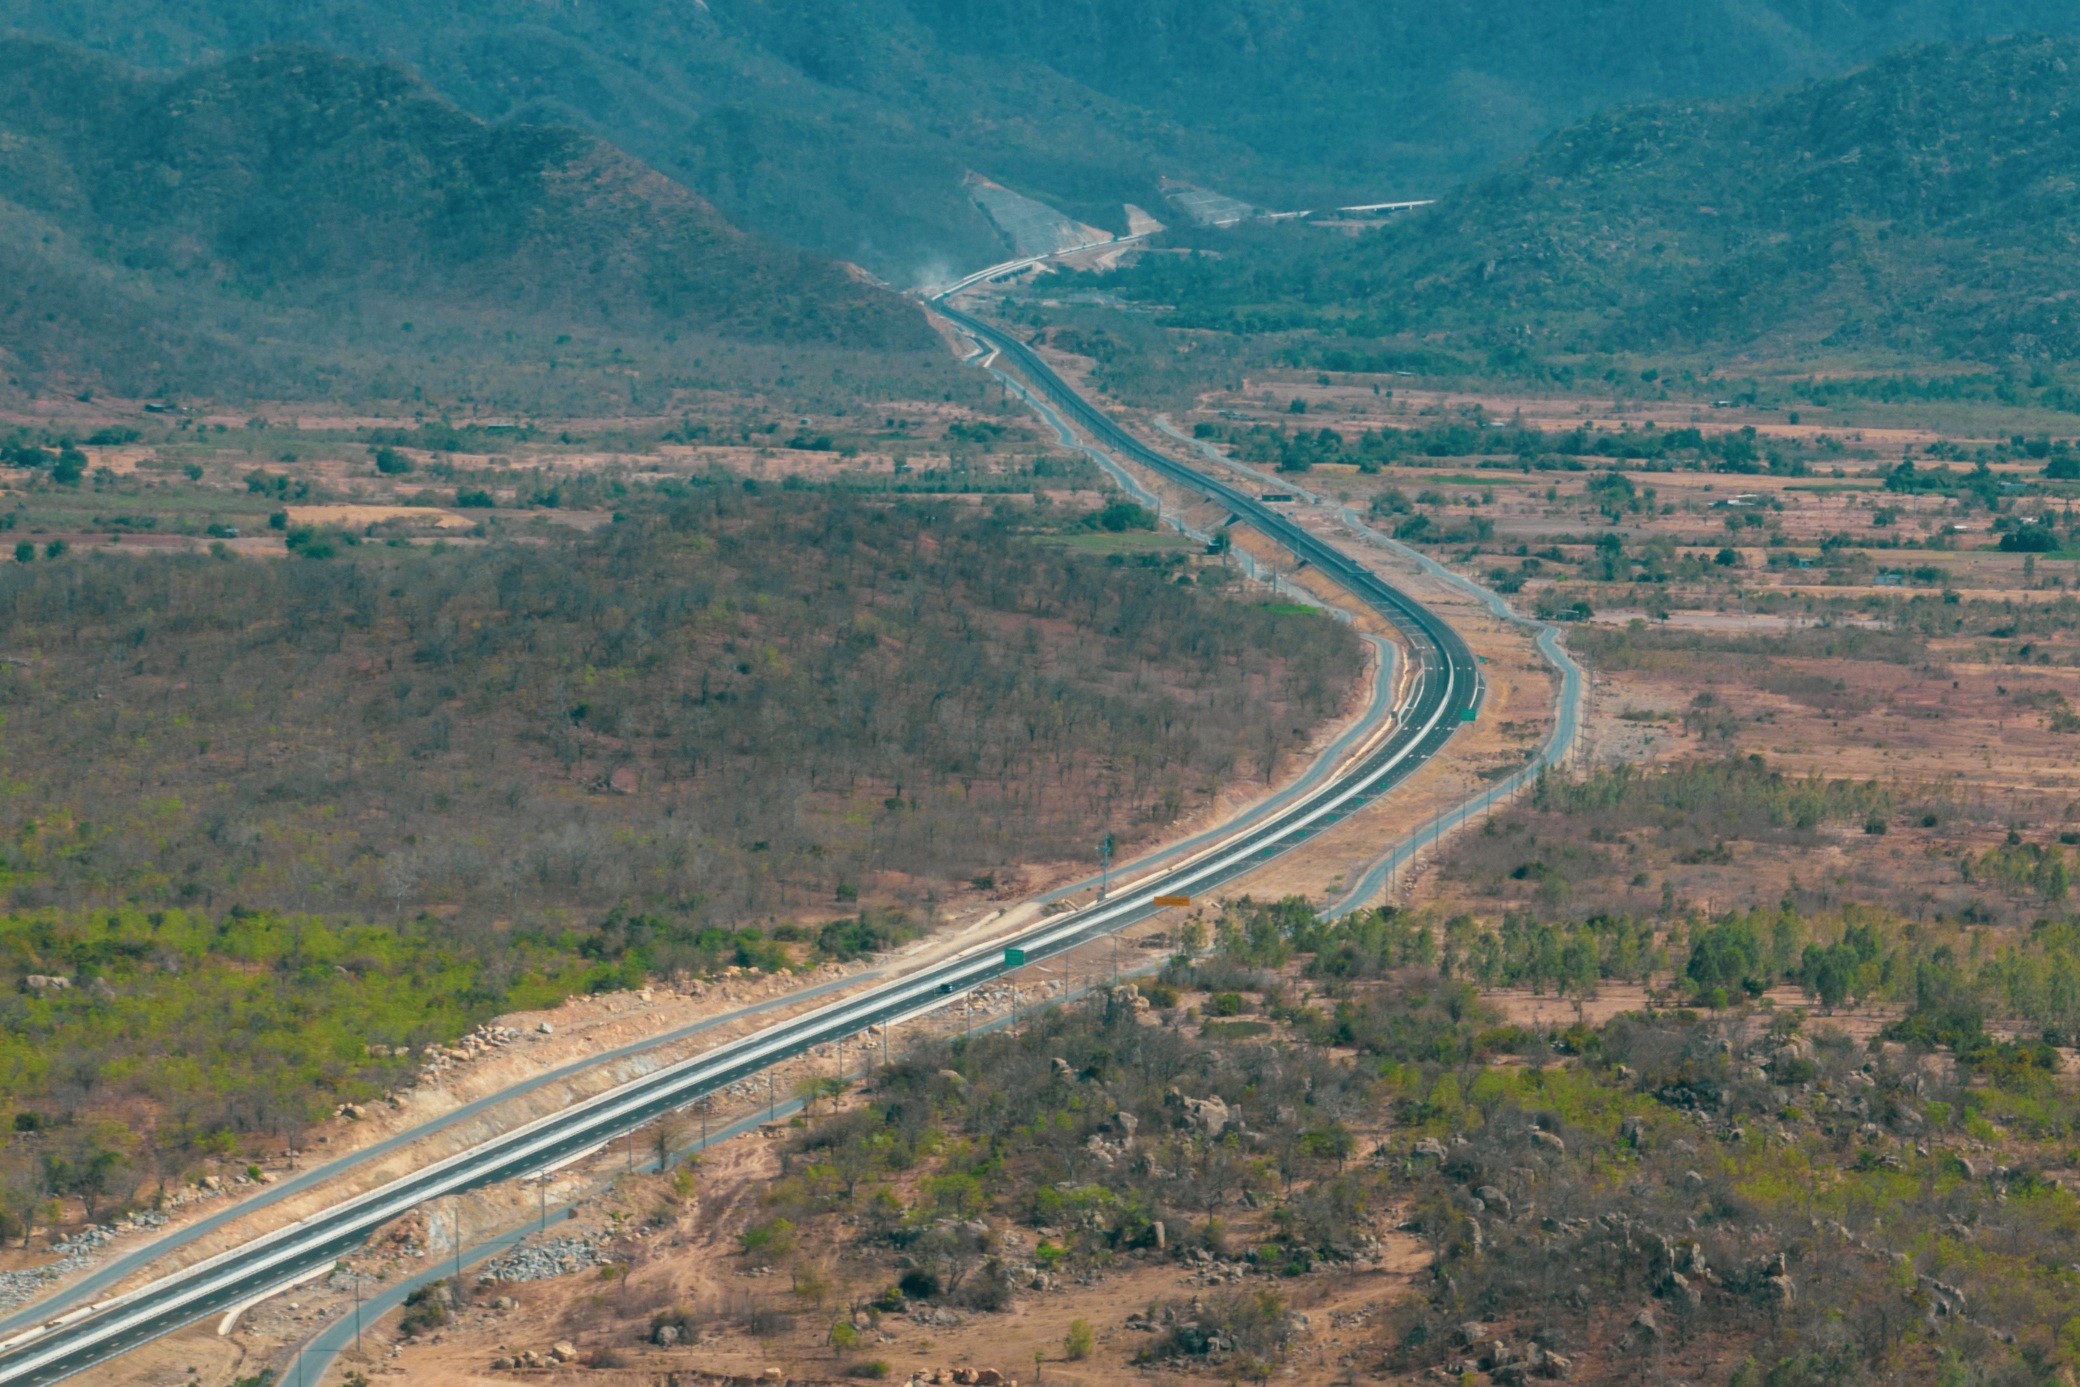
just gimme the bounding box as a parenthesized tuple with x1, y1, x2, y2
(1004, 947, 1027, 966)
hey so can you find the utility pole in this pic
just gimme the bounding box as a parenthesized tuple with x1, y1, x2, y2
(1097, 833, 1114, 902)
(539, 1175, 547, 1232)
(768, 1071, 776, 1123)
(452, 1195, 463, 1289)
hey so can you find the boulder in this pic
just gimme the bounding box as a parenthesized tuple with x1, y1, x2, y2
(551, 1341, 578, 1363)
(1165, 1089, 1231, 1136)
(1531, 1129, 1566, 1155)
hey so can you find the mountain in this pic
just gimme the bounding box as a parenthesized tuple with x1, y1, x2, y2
(1092, 35, 2080, 368)
(0, 38, 930, 397)
(3, 1, 2078, 278)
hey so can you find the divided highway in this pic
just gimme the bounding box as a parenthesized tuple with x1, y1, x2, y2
(0, 305, 1481, 1386)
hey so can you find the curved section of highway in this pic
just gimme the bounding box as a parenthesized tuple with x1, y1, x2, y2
(935, 300, 1482, 728)
(0, 308, 1480, 1386)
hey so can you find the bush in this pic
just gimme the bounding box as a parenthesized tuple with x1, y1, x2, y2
(848, 1361, 890, 1379)
(1065, 1318, 1094, 1360)
(739, 1217, 796, 1259)
(398, 1281, 448, 1336)
(1086, 499, 1157, 533)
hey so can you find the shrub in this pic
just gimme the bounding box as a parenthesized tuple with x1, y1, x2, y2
(398, 1281, 447, 1336)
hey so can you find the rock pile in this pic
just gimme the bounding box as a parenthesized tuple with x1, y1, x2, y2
(481, 1232, 611, 1283)
(0, 1214, 164, 1311)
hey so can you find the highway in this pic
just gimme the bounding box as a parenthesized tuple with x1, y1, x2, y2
(0, 304, 1481, 1386)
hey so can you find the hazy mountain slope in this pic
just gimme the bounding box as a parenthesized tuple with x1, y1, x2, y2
(1097, 35, 2080, 366)
(4, 0, 2079, 275)
(0, 39, 929, 395)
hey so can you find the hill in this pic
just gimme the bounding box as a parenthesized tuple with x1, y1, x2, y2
(4, 2, 2079, 276)
(1087, 35, 2080, 369)
(0, 39, 930, 398)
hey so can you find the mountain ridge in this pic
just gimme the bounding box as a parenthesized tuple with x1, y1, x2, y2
(1087, 34, 2080, 368)
(0, 38, 931, 398)
(8, 0, 2080, 275)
